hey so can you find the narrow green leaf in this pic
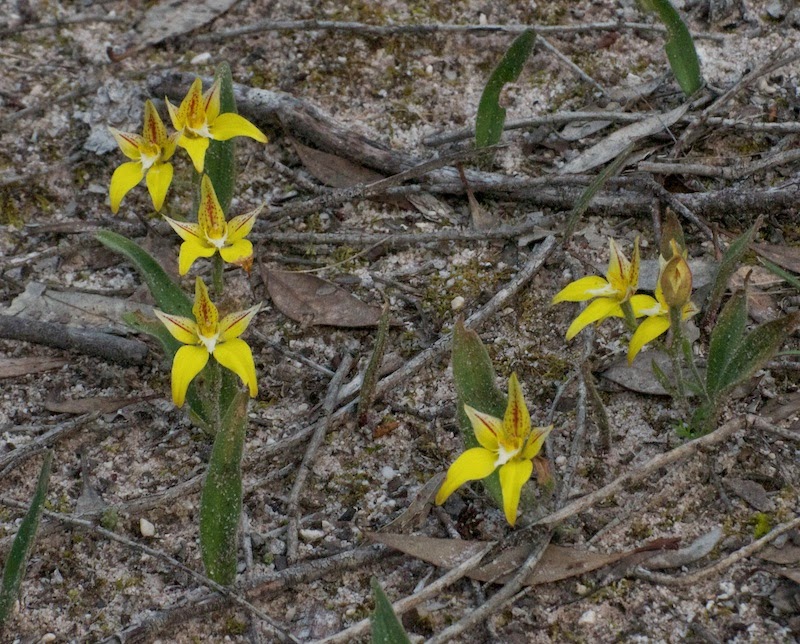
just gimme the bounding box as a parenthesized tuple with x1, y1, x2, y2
(702, 218, 761, 329)
(370, 577, 412, 644)
(475, 30, 536, 149)
(205, 62, 237, 215)
(641, 0, 702, 96)
(715, 312, 800, 396)
(705, 290, 748, 398)
(564, 143, 633, 242)
(358, 302, 391, 427)
(760, 257, 800, 291)
(451, 320, 505, 506)
(95, 231, 191, 317)
(0, 451, 53, 624)
(200, 390, 248, 585)
(650, 357, 678, 397)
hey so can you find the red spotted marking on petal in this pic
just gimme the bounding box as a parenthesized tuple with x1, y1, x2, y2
(161, 313, 195, 335)
(475, 414, 498, 437)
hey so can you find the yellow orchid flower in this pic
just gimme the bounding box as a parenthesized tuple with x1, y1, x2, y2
(162, 175, 259, 275)
(108, 100, 179, 213)
(627, 283, 699, 363)
(154, 278, 260, 407)
(166, 77, 267, 173)
(435, 373, 553, 526)
(552, 237, 640, 340)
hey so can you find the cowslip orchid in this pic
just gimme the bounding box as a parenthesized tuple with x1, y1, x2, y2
(436, 373, 553, 526)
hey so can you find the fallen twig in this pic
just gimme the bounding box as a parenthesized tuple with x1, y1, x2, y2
(632, 515, 800, 586)
(0, 314, 149, 366)
(286, 354, 353, 562)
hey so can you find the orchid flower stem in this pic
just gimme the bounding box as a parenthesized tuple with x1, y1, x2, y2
(668, 306, 687, 405)
(681, 336, 708, 404)
(212, 254, 224, 298)
(620, 300, 637, 332)
(206, 359, 222, 432)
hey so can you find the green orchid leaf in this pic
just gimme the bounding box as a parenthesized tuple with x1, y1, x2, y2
(640, 0, 702, 96)
(451, 320, 506, 506)
(760, 257, 800, 292)
(95, 231, 192, 317)
(714, 311, 800, 396)
(358, 303, 391, 427)
(0, 451, 53, 624)
(475, 30, 535, 148)
(703, 218, 761, 329)
(200, 390, 248, 584)
(370, 577, 412, 644)
(205, 62, 237, 215)
(705, 290, 748, 398)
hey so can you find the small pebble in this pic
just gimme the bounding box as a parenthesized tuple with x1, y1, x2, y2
(451, 295, 466, 311)
(300, 529, 325, 543)
(578, 609, 596, 625)
(40, 635, 57, 644)
(381, 465, 396, 480)
(139, 518, 155, 538)
(191, 52, 212, 65)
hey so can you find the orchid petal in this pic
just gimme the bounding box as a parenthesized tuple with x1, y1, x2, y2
(213, 338, 258, 397)
(498, 459, 533, 526)
(208, 112, 267, 142)
(628, 315, 670, 363)
(552, 276, 614, 303)
(198, 175, 226, 239)
(204, 79, 221, 123)
(145, 162, 173, 211)
(142, 100, 168, 146)
(109, 161, 144, 214)
(178, 78, 206, 131)
(503, 373, 530, 442)
(179, 134, 209, 173)
(630, 294, 661, 317)
(162, 131, 180, 161)
(178, 239, 217, 276)
(522, 425, 554, 459)
(172, 345, 209, 407)
(227, 206, 261, 242)
(629, 236, 641, 293)
(463, 405, 502, 451)
(219, 239, 253, 265)
(193, 278, 219, 336)
(109, 128, 144, 160)
(165, 98, 181, 131)
(606, 238, 630, 295)
(162, 216, 203, 244)
(434, 448, 497, 506)
(220, 304, 261, 341)
(153, 309, 199, 345)
(565, 297, 621, 341)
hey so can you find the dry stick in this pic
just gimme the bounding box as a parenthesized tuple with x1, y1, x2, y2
(749, 416, 800, 443)
(111, 546, 387, 642)
(0, 498, 300, 644)
(642, 177, 715, 244)
(0, 412, 102, 479)
(530, 415, 749, 528)
(425, 111, 800, 146)
(0, 81, 99, 132)
(316, 544, 495, 644)
(261, 221, 552, 248)
(639, 148, 800, 180)
(537, 35, 608, 97)
(286, 353, 353, 563)
(632, 515, 800, 586)
(674, 46, 800, 155)
(0, 13, 124, 37)
(195, 18, 723, 42)
(425, 531, 552, 644)
(0, 314, 150, 366)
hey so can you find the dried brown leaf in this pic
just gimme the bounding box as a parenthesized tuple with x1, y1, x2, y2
(758, 545, 800, 565)
(136, 0, 238, 46)
(265, 269, 382, 327)
(44, 395, 157, 415)
(754, 243, 800, 274)
(0, 357, 66, 379)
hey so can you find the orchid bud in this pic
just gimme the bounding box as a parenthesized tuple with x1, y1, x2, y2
(660, 253, 693, 309)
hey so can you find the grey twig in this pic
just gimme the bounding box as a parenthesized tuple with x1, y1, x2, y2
(194, 19, 723, 43)
(633, 515, 800, 586)
(286, 354, 353, 563)
(0, 314, 149, 366)
(537, 35, 608, 97)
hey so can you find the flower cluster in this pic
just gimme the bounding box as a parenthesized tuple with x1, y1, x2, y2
(553, 236, 698, 362)
(109, 77, 267, 408)
(109, 78, 267, 214)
